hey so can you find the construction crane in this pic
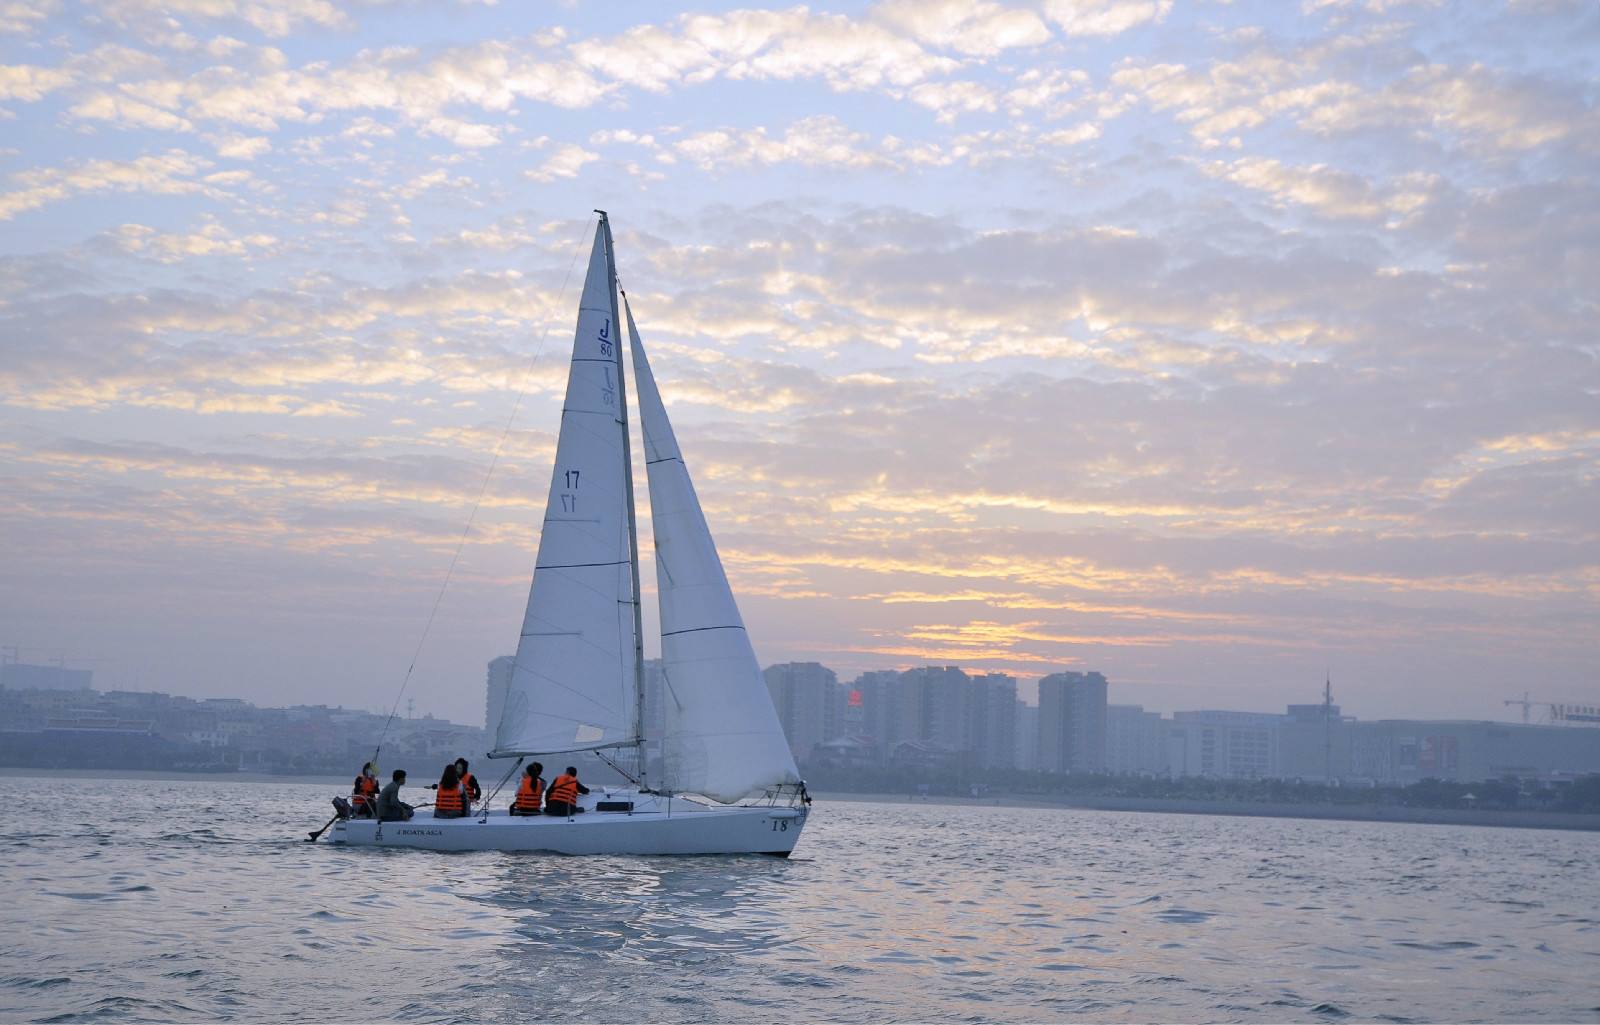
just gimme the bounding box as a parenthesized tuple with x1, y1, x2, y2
(1504, 691, 1536, 723)
(1, 646, 110, 667)
(1504, 693, 1600, 726)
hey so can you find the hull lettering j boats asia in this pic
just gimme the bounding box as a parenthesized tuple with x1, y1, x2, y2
(330, 213, 810, 856)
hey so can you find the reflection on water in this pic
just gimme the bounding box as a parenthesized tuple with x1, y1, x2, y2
(1, 777, 1597, 1023)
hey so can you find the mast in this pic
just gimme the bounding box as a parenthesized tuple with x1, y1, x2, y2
(598, 210, 648, 781)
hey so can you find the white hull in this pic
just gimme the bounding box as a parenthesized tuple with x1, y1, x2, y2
(329, 789, 807, 856)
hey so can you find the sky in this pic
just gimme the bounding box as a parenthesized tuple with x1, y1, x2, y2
(1, 0, 1596, 723)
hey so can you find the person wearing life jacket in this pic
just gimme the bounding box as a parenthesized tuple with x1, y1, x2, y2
(433, 763, 469, 819)
(509, 762, 545, 817)
(544, 765, 589, 817)
(454, 758, 482, 806)
(351, 762, 380, 818)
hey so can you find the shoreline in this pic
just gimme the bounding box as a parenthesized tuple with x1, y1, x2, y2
(816, 790, 1600, 831)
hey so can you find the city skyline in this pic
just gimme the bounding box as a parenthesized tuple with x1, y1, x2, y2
(9, 649, 1590, 734)
(11, 653, 1598, 786)
(3, 1, 1598, 723)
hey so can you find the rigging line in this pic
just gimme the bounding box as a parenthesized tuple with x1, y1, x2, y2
(478, 756, 524, 821)
(595, 748, 642, 788)
(371, 213, 598, 766)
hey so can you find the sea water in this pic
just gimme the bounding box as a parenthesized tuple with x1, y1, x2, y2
(1, 775, 1596, 1023)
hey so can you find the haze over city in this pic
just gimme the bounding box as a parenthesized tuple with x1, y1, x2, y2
(3, 0, 1596, 723)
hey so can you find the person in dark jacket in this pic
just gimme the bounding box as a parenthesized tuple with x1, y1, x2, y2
(376, 769, 413, 822)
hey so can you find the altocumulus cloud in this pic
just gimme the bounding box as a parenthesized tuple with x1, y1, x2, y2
(0, 0, 1594, 719)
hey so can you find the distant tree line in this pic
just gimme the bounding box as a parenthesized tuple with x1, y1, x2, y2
(0, 732, 234, 772)
(801, 762, 1600, 815)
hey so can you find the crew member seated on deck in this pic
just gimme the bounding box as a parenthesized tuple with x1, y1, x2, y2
(544, 766, 589, 816)
(454, 757, 482, 806)
(433, 763, 470, 819)
(351, 762, 379, 818)
(509, 762, 545, 817)
(377, 769, 413, 822)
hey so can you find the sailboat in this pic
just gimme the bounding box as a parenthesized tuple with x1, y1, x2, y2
(330, 213, 810, 855)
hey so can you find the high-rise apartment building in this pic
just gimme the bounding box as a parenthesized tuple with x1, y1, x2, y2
(763, 662, 836, 762)
(851, 670, 904, 755)
(485, 655, 514, 736)
(900, 665, 970, 753)
(968, 673, 1018, 770)
(1014, 702, 1039, 771)
(1037, 670, 1108, 773)
(639, 657, 666, 781)
(841, 682, 866, 738)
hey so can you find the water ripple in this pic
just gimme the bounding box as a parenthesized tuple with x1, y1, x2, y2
(1, 778, 1597, 1023)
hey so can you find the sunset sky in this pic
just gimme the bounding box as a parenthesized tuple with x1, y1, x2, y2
(2, 0, 1596, 722)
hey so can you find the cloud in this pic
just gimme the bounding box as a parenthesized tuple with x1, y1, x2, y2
(2, 3, 1596, 714)
(1201, 156, 1443, 221)
(524, 143, 599, 182)
(1298, 62, 1596, 152)
(570, 7, 962, 95)
(1039, 121, 1102, 145)
(25, 1, 1179, 154)
(1042, 0, 1173, 37)
(68, 90, 197, 132)
(421, 115, 502, 148)
(1303, 0, 1446, 15)
(673, 115, 894, 171)
(87, 0, 351, 37)
(872, 0, 1051, 56)
(0, 150, 220, 221)
(1003, 68, 1091, 119)
(208, 133, 272, 159)
(1110, 35, 1599, 156)
(905, 80, 1000, 122)
(0, 63, 73, 102)
(102, 220, 278, 262)
(0, 0, 58, 34)
(64, 38, 611, 139)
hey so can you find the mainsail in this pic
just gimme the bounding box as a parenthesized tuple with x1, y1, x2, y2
(493, 223, 639, 756)
(624, 299, 801, 802)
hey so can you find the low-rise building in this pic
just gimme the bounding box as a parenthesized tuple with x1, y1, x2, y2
(1167, 710, 1282, 779)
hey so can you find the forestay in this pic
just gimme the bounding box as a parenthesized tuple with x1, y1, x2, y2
(493, 224, 638, 756)
(624, 299, 801, 802)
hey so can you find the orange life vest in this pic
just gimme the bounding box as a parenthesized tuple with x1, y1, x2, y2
(460, 771, 478, 799)
(512, 775, 544, 813)
(352, 774, 378, 808)
(435, 781, 464, 813)
(547, 774, 578, 807)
